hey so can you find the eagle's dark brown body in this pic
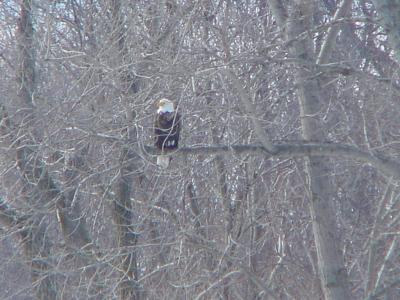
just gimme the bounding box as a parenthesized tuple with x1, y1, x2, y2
(154, 111, 181, 151)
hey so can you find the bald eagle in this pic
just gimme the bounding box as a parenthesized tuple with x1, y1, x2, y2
(154, 98, 181, 168)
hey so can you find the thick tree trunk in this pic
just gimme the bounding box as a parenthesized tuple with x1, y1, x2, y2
(16, 1, 58, 299)
(113, 145, 141, 300)
(110, 1, 142, 299)
(269, 1, 352, 299)
(15, 1, 104, 298)
(20, 217, 58, 300)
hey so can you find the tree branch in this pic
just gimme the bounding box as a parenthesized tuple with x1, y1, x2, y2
(317, 0, 353, 64)
(0, 197, 23, 227)
(144, 142, 400, 179)
(268, 0, 288, 28)
(222, 70, 277, 153)
(371, 0, 400, 64)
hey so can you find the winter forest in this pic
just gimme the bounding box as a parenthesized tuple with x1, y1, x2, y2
(0, 0, 400, 299)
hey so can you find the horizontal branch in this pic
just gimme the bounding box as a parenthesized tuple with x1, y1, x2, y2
(0, 196, 22, 227)
(144, 142, 400, 179)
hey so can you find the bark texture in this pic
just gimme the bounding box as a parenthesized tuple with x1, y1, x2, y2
(15, 1, 57, 299)
(269, 1, 352, 299)
(111, 1, 142, 298)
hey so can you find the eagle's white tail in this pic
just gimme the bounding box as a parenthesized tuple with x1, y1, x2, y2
(157, 156, 170, 169)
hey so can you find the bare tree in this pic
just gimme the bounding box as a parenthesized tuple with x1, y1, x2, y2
(269, 1, 352, 299)
(0, 1, 399, 300)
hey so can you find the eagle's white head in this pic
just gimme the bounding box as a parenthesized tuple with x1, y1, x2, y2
(157, 98, 175, 114)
